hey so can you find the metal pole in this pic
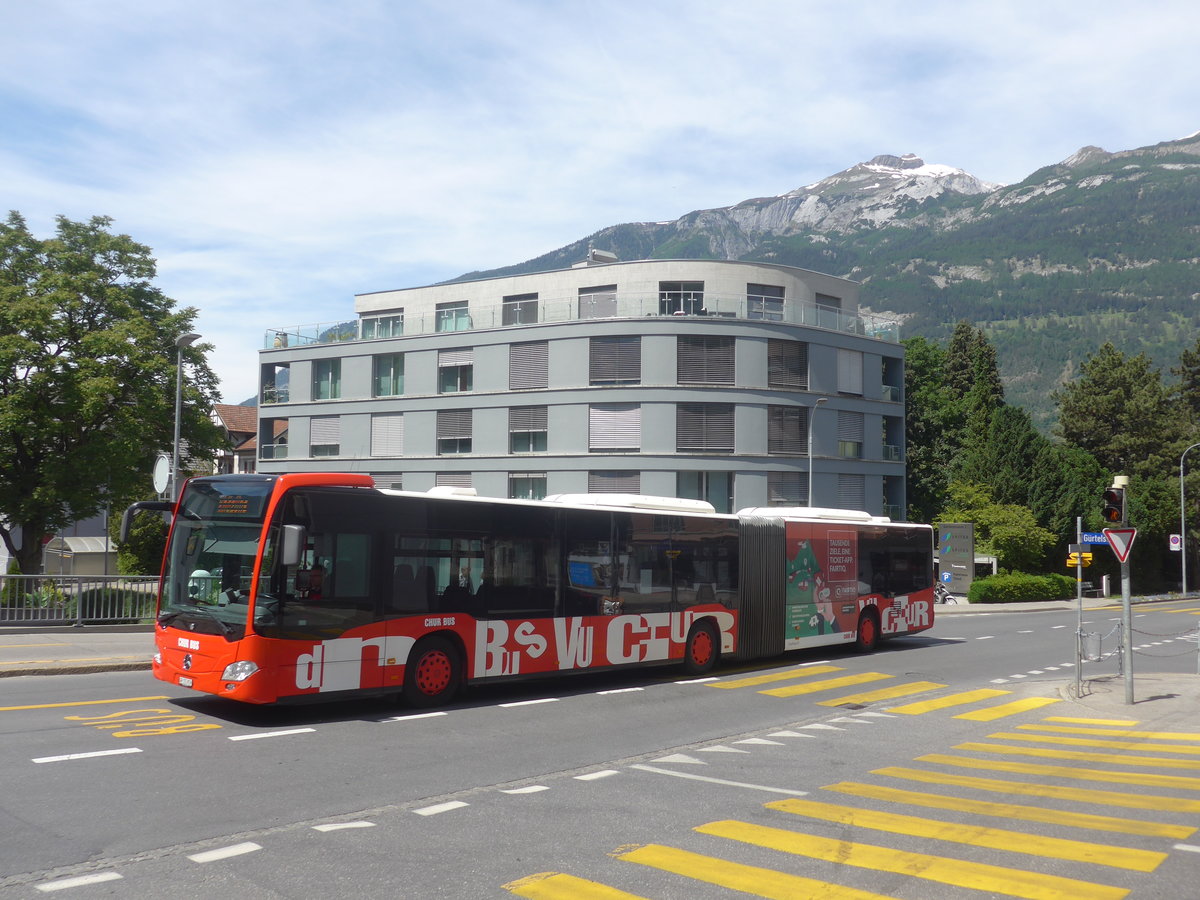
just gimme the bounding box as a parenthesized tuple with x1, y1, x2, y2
(807, 397, 827, 507)
(1181, 443, 1200, 596)
(171, 333, 201, 501)
(1122, 558, 1133, 704)
(1075, 516, 1083, 697)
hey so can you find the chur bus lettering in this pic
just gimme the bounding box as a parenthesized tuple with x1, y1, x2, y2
(126, 474, 934, 707)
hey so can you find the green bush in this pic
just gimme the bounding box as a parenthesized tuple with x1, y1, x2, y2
(967, 573, 1078, 604)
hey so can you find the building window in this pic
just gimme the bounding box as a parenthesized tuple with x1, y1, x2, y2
(767, 405, 808, 455)
(436, 301, 471, 332)
(371, 413, 404, 457)
(510, 406, 548, 453)
(768, 340, 808, 390)
(677, 336, 734, 384)
(883, 415, 904, 461)
(261, 363, 290, 404)
(659, 281, 704, 316)
(438, 348, 474, 393)
(312, 359, 341, 400)
(310, 416, 340, 457)
(588, 470, 641, 493)
(676, 403, 734, 453)
(589, 336, 640, 385)
(509, 341, 549, 390)
(677, 471, 733, 514)
(509, 473, 547, 500)
(436, 409, 472, 455)
(589, 403, 641, 452)
(838, 474, 866, 511)
(502, 293, 539, 326)
(768, 471, 807, 506)
(838, 411, 864, 458)
(362, 313, 404, 339)
(373, 353, 404, 397)
(837, 349, 863, 396)
(747, 283, 784, 321)
(578, 284, 617, 319)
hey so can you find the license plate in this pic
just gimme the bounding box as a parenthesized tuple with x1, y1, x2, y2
(179, 676, 193, 688)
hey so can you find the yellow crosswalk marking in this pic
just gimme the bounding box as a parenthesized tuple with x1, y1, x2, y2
(1019, 723, 1200, 741)
(765, 797, 1164, 871)
(887, 688, 1010, 714)
(954, 697, 1061, 720)
(504, 871, 649, 900)
(878, 768, 1200, 816)
(816, 681, 945, 707)
(956, 741, 1200, 769)
(825, 779, 1195, 838)
(695, 820, 1129, 900)
(917, 753, 1200, 793)
(616, 843, 899, 900)
(988, 731, 1200, 755)
(761, 672, 891, 698)
(708, 665, 844, 689)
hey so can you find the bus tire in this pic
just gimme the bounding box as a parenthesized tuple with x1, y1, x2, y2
(403, 637, 461, 707)
(854, 608, 881, 653)
(682, 620, 719, 675)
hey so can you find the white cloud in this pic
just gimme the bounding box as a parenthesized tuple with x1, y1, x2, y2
(2, 0, 1198, 402)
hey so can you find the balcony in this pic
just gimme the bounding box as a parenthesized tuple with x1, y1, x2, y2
(265, 294, 902, 349)
(881, 384, 902, 403)
(882, 444, 904, 462)
(259, 443, 289, 460)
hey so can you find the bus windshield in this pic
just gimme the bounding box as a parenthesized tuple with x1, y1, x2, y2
(160, 477, 276, 640)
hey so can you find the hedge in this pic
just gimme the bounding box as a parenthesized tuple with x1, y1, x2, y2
(967, 573, 1078, 604)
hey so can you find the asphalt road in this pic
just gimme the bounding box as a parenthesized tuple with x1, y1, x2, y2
(3, 600, 1200, 898)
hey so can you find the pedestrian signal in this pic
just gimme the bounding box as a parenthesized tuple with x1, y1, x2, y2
(1101, 487, 1125, 525)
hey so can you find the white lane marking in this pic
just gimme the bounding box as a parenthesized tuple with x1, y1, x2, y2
(675, 676, 719, 684)
(768, 730, 815, 737)
(1018, 630, 1034, 634)
(228, 728, 316, 741)
(800, 723, 843, 731)
(312, 822, 376, 832)
(597, 687, 644, 695)
(698, 746, 750, 754)
(575, 770, 620, 781)
(991, 678, 1009, 683)
(414, 801, 468, 816)
(1010, 674, 1028, 679)
(631, 764, 810, 795)
(188, 842, 262, 863)
(853, 712, 896, 719)
(500, 698, 559, 708)
(1174, 843, 1200, 853)
(1028, 670, 1044, 675)
(828, 717, 874, 725)
(734, 738, 785, 745)
(500, 785, 550, 794)
(1051, 625, 1069, 630)
(33, 748, 142, 764)
(36, 873, 123, 892)
(380, 712, 447, 722)
(976, 635, 995, 641)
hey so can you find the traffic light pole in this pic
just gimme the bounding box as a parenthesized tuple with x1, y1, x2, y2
(1075, 517, 1083, 697)
(1121, 557, 1133, 704)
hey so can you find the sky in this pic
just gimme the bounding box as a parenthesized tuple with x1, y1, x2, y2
(3, 0, 1198, 404)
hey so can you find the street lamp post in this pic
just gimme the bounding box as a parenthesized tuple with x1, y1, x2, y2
(1181, 442, 1200, 595)
(171, 332, 201, 500)
(807, 397, 827, 507)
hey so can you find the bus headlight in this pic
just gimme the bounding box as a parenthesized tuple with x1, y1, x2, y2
(220, 660, 260, 682)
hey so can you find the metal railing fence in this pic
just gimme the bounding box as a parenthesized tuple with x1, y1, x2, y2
(0, 575, 159, 626)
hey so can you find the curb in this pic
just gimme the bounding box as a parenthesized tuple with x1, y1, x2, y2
(0, 660, 153, 678)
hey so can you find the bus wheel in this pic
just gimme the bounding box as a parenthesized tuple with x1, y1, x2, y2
(855, 609, 880, 653)
(404, 637, 461, 707)
(682, 620, 719, 675)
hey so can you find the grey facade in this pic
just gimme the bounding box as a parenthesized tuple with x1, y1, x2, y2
(257, 257, 907, 517)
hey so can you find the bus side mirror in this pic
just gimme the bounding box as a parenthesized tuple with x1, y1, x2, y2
(120, 500, 175, 543)
(280, 524, 307, 568)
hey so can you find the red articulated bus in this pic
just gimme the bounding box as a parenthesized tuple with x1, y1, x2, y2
(123, 473, 934, 706)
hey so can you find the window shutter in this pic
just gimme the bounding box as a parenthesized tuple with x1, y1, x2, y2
(588, 471, 641, 493)
(436, 409, 473, 439)
(509, 341, 549, 389)
(371, 413, 404, 456)
(768, 471, 807, 505)
(837, 348, 863, 395)
(590, 337, 640, 384)
(438, 348, 474, 367)
(767, 406, 808, 455)
(837, 411, 864, 442)
(436, 472, 472, 488)
(509, 406, 548, 431)
(676, 403, 734, 452)
(589, 403, 641, 450)
(768, 340, 808, 389)
(838, 474, 866, 510)
(677, 336, 734, 384)
(310, 416, 340, 444)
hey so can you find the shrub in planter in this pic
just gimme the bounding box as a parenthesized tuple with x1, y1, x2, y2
(967, 573, 1077, 604)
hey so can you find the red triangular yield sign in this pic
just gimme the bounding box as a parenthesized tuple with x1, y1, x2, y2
(1103, 528, 1137, 563)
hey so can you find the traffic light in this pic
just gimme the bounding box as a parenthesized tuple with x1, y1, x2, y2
(1101, 487, 1126, 524)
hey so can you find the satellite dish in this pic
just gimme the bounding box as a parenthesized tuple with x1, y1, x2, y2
(152, 454, 171, 495)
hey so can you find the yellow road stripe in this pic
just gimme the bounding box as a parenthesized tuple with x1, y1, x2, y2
(1019, 723, 1200, 741)
(504, 871, 649, 900)
(0, 695, 170, 712)
(617, 843, 899, 900)
(827, 779, 1194, 838)
(956, 741, 1200, 769)
(954, 697, 1061, 720)
(761, 672, 891, 698)
(766, 797, 1164, 872)
(888, 688, 1010, 715)
(918, 753, 1200, 793)
(696, 820, 1129, 900)
(816, 681, 945, 707)
(1163, 607, 1200, 613)
(709, 665, 844, 689)
(990, 731, 1200, 755)
(1043, 716, 1139, 726)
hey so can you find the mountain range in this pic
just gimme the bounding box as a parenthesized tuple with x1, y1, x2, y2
(455, 132, 1200, 431)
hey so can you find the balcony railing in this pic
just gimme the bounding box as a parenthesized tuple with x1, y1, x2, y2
(881, 384, 903, 402)
(260, 443, 289, 460)
(883, 444, 904, 462)
(265, 293, 902, 350)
